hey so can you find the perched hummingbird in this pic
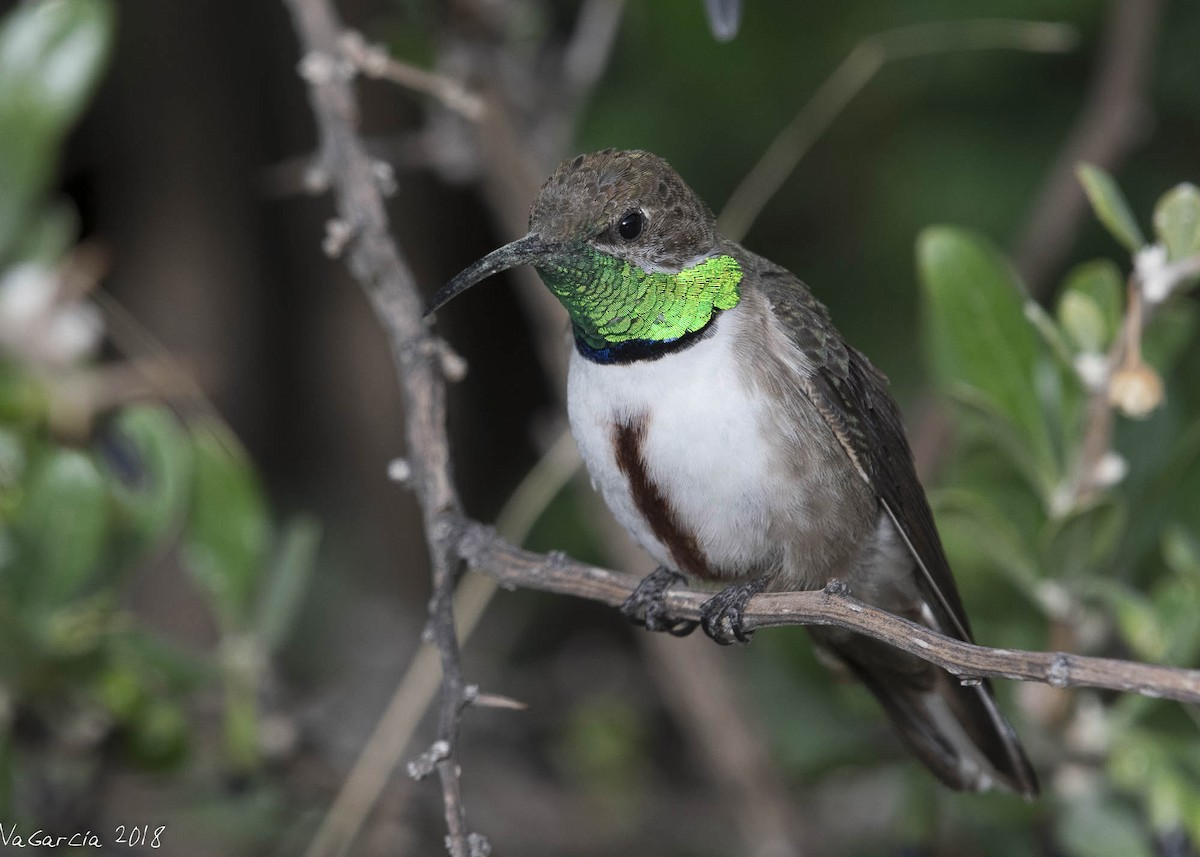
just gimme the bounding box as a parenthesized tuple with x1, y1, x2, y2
(430, 149, 1038, 796)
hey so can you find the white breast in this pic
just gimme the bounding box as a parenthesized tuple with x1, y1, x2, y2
(566, 307, 782, 577)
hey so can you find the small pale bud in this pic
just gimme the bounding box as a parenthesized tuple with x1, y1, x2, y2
(1108, 361, 1164, 418)
(1092, 451, 1128, 488)
(1135, 243, 1173, 304)
(1073, 352, 1109, 390)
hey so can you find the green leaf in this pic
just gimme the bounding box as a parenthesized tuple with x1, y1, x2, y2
(1023, 299, 1076, 368)
(918, 226, 1056, 483)
(1154, 183, 1200, 263)
(0, 0, 114, 260)
(1094, 581, 1169, 662)
(1041, 494, 1126, 579)
(1110, 732, 1200, 841)
(126, 698, 188, 769)
(1058, 260, 1124, 353)
(931, 487, 1042, 595)
(1077, 163, 1146, 252)
(257, 514, 321, 652)
(11, 199, 78, 265)
(1162, 525, 1200, 581)
(1150, 578, 1200, 667)
(1058, 290, 1107, 354)
(1057, 797, 1154, 857)
(182, 425, 269, 629)
(1142, 299, 1198, 372)
(15, 447, 108, 603)
(107, 405, 192, 562)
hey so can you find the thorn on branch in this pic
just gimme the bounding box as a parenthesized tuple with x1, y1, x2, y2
(433, 338, 468, 382)
(466, 833, 493, 857)
(322, 218, 354, 258)
(387, 457, 412, 484)
(464, 684, 528, 711)
(372, 159, 398, 197)
(303, 162, 330, 194)
(339, 30, 388, 76)
(297, 50, 352, 85)
(407, 739, 451, 781)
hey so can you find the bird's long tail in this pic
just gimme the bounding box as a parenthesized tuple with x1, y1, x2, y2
(810, 627, 1039, 796)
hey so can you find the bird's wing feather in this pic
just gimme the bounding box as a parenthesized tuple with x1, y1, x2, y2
(750, 258, 973, 642)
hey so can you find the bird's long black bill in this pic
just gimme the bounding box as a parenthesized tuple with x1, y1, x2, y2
(425, 233, 556, 317)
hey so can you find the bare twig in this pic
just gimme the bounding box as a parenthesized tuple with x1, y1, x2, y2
(282, 1, 477, 854)
(455, 520, 1200, 704)
(1068, 250, 1200, 504)
(718, 19, 1077, 242)
(1013, 0, 1163, 296)
(339, 30, 486, 121)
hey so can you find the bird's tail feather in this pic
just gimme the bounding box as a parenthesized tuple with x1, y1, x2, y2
(815, 631, 1039, 796)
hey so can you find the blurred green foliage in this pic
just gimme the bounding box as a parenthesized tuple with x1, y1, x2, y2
(917, 170, 1200, 854)
(0, 0, 110, 267)
(0, 0, 317, 828)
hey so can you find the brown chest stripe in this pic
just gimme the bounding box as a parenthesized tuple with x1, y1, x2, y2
(611, 416, 716, 581)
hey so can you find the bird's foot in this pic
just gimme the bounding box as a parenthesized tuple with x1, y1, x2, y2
(621, 566, 698, 636)
(700, 578, 767, 645)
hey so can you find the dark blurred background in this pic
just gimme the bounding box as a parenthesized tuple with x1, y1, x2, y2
(3, 0, 1199, 854)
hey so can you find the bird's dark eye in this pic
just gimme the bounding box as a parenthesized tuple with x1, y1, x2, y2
(617, 209, 644, 241)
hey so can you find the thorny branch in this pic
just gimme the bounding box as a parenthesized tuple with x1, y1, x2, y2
(339, 29, 486, 121)
(280, 1, 481, 855)
(283, 0, 1200, 852)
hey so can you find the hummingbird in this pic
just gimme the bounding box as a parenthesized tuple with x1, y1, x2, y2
(429, 149, 1038, 796)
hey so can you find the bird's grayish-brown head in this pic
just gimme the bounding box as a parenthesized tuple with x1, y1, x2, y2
(429, 149, 741, 355)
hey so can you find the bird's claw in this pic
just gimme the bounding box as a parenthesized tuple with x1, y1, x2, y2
(621, 566, 698, 636)
(700, 578, 767, 645)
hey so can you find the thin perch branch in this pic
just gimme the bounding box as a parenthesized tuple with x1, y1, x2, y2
(454, 519, 1200, 704)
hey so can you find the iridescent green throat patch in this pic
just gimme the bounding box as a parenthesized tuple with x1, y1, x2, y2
(536, 250, 742, 349)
